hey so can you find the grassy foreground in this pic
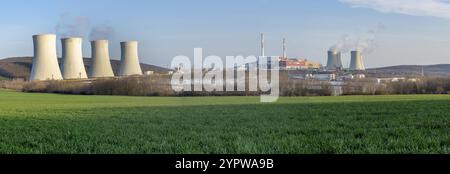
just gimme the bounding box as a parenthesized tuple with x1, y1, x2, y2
(0, 90, 449, 154)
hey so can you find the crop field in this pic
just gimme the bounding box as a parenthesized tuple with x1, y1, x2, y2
(0, 90, 449, 154)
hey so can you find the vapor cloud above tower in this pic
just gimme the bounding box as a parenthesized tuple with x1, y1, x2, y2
(55, 14, 90, 38)
(89, 25, 115, 41)
(55, 13, 115, 41)
(329, 23, 385, 54)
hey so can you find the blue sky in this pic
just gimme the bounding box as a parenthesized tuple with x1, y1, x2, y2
(1, 0, 450, 68)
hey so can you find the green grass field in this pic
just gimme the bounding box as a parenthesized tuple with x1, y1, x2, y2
(0, 90, 449, 154)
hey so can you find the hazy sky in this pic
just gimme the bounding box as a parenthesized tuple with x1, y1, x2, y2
(0, 0, 450, 68)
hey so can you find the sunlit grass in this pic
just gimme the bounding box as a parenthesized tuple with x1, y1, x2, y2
(0, 91, 449, 154)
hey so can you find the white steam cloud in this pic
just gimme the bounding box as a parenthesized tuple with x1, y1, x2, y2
(55, 13, 115, 41)
(89, 25, 115, 41)
(339, 0, 450, 20)
(329, 23, 385, 53)
(55, 14, 90, 38)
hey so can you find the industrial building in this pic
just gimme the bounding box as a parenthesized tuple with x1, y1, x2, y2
(61, 37, 88, 79)
(90, 40, 115, 78)
(274, 37, 322, 70)
(30, 34, 63, 81)
(119, 41, 143, 76)
(279, 58, 321, 70)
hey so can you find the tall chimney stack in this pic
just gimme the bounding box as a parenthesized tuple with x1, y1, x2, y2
(282, 38, 287, 58)
(30, 34, 63, 81)
(90, 40, 115, 78)
(61, 37, 88, 79)
(119, 41, 143, 76)
(261, 33, 265, 57)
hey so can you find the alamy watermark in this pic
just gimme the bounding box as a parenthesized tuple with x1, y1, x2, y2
(170, 48, 279, 102)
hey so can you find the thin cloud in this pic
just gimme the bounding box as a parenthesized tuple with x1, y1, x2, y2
(339, 0, 450, 19)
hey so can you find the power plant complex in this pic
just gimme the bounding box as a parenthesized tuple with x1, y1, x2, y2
(30, 34, 143, 81)
(23, 32, 399, 97)
(257, 33, 367, 71)
(258, 33, 321, 70)
(256, 33, 368, 93)
(29, 32, 367, 81)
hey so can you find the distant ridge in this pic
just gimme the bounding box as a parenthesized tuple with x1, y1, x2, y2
(0, 57, 171, 79)
(368, 64, 450, 76)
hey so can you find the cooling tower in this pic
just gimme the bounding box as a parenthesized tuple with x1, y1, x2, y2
(90, 40, 115, 78)
(61, 37, 88, 79)
(350, 51, 366, 71)
(119, 41, 143, 76)
(30, 34, 63, 81)
(326, 51, 342, 70)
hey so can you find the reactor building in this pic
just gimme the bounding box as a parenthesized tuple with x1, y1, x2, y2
(119, 41, 143, 76)
(90, 40, 115, 78)
(326, 50, 343, 70)
(61, 37, 88, 79)
(30, 34, 63, 81)
(350, 50, 366, 71)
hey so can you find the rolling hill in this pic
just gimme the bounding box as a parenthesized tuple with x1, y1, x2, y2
(367, 64, 450, 76)
(0, 57, 171, 79)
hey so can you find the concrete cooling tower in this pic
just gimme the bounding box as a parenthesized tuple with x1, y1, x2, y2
(30, 34, 63, 81)
(327, 51, 342, 70)
(350, 51, 366, 71)
(61, 37, 88, 79)
(90, 40, 115, 78)
(119, 41, 143, 76)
